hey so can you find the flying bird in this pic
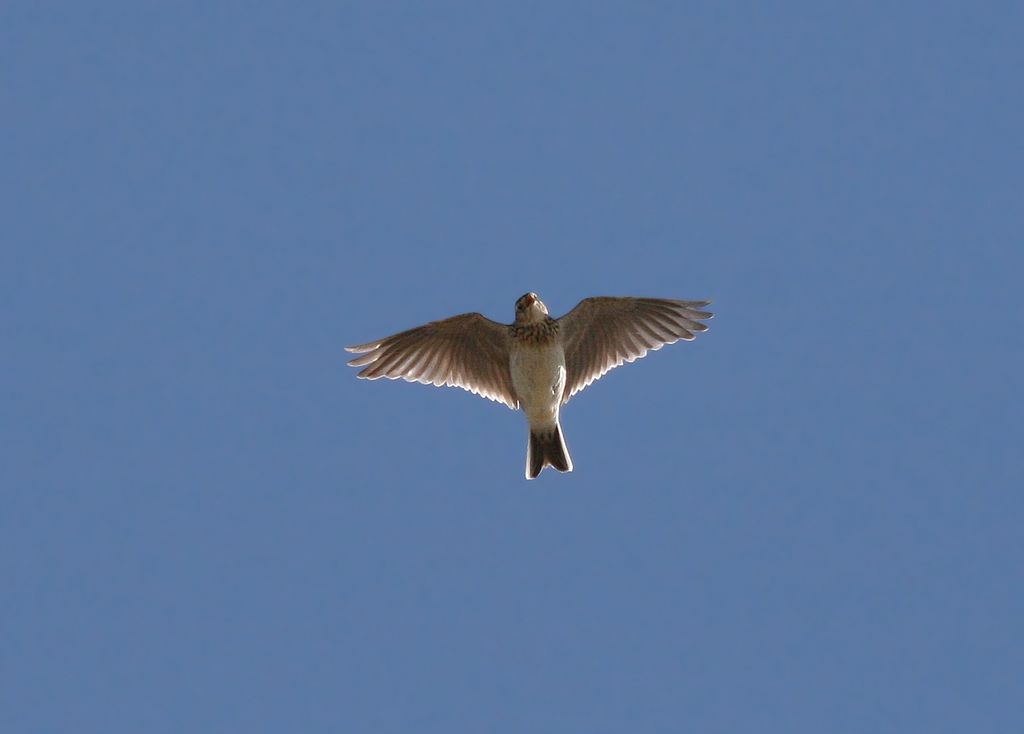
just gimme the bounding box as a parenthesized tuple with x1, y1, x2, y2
(346, 293, 712, 479)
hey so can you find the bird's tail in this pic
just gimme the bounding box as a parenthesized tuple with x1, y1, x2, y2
(526, 424, 573, 479)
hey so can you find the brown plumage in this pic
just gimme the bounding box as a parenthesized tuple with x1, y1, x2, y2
(346, 293, 712, 477)
(557, 297, 712, 403)
(346, 312, 519, 409)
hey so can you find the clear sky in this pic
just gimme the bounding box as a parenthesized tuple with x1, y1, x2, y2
(3, 2, 1022, 732)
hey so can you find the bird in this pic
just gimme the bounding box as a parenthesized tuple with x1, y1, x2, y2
(346, 293, 712, 479)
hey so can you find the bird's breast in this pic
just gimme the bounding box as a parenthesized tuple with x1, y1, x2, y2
(510, 341, 566, 425)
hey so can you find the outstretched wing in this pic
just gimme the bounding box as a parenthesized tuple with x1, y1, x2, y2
(346, 312, 518, 409)
(558, 297, 712, 404)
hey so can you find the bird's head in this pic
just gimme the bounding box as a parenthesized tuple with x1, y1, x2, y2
(514, 292, 549, 323)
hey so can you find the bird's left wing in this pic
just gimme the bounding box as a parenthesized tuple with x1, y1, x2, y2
(558, 297, 712, 404)
(346, 312, 519, 409)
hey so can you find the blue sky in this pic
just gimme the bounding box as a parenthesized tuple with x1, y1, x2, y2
(3, 2, 1022, 732)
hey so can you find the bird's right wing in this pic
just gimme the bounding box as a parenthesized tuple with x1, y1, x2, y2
(346, 312, 519, 409)
(558, 297, 713, 404)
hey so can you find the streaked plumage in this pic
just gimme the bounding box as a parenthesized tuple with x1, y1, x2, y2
(346, 293, 712, 478)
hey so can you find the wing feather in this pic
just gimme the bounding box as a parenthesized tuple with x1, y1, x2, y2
(558, 297, 713, 404)
(346, 312, 518, 409)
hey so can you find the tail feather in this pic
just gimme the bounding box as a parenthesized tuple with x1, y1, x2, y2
(526, 424, 573, 479)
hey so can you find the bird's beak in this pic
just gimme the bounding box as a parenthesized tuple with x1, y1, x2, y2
(524, 293, 537, 306)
